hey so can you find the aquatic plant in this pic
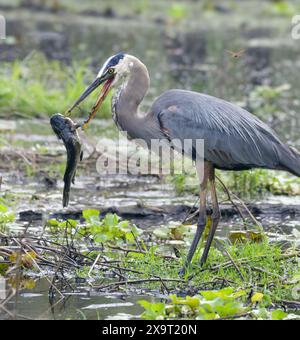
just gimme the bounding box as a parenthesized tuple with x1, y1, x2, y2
(139, 288, 295, 320)
(0, 203, 14, 232)
(0, 207, 299, 320)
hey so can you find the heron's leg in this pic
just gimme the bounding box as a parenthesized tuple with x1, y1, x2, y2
(200, 167, 221, 265)
(180, 163, 210, 275)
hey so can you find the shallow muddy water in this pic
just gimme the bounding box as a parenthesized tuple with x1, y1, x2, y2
(1, 278, 147, 320)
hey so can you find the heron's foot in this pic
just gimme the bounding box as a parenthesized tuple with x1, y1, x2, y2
(179, 265, 199, 281)
(199, 254, 208, 267)
(199, 242, 211, 266)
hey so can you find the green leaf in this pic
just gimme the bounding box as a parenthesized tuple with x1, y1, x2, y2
(185, 296, 200, 309)
(94, 233, 108, 243)
(272, 310, 288, 321)
(0, 204, 8, 213)
(215, 301, 243, 318)
(201, 288, 235, 301)
(82, 209, 100, 221)
(119, 220, 130, 228)
(47, 219, 59, 227)
(23, 278, 36, 290)
(153, 227, 170, 239)
(138, 300, 166, 320)
(104, 213, 119, 227)
(251, 293, 264, 304)
(66, 219, 78, 229)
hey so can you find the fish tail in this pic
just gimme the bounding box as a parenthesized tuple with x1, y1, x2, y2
(63, 181, 71, 208)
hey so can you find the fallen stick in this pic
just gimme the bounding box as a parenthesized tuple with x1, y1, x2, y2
(107, 244, 178, 260)
(95, 277, 186, 291)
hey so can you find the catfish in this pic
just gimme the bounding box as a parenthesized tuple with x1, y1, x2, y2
(50, 113, 83, 207)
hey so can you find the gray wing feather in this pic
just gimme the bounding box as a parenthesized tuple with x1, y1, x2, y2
(152, 90, 287, 171)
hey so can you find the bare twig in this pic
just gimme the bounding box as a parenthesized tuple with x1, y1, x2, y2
(223, 248, 246, 281)
(95, 278, 185, 291)
(216, 175, 247, 227)
(107, 244, 177, 260)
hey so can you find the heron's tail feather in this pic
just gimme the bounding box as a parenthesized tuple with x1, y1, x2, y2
(281, 146, 300, 177)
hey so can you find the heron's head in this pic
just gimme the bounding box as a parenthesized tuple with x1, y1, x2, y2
(67, 52, 135, 128)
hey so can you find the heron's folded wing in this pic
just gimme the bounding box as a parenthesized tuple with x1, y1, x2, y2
(155, 90, 284, 171)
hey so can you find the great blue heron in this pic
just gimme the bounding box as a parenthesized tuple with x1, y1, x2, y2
(67, 53, 300, 273)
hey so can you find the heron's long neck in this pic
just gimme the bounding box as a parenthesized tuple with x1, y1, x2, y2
(111, 62, 152, 139)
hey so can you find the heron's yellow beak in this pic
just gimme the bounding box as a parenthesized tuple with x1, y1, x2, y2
(81, 77, 114, 130)
(66, 73, 114, 129)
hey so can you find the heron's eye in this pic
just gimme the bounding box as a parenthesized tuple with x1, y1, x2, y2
(108, 68, 115, 75)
